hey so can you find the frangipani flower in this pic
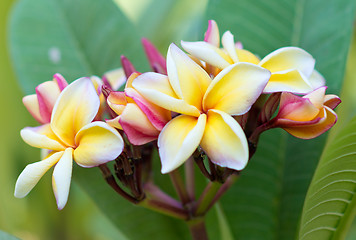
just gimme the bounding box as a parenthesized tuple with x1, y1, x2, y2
(23, 73, 68, 124)
(15, 78, 124, 209)
(107, 73, 171, 145)
(132, 44, 271, 173)
(182, 20, 325, 94)
(273, 86, 340, 139)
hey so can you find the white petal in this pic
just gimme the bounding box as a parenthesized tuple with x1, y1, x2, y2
(14, 151, 63, 198)
(221, 31, 239, 63)
(20, 124, 66, 151)
(52, 148, 73, 210)
(201, 110, 249, 170)
(181, 41, 231, 69)
(158, 114, 206, 173)
(309, 70, 326, 89)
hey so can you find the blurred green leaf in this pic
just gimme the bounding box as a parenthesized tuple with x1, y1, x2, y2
(0, 230, 19, 240)
(73, 165, 189, 240)
(9, 0, 146, 94)
(206, 0, 356, 239)
(298, 116, 356, 240)
(134, 0, 207, 51)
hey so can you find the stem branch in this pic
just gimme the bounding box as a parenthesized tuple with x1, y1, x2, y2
(98, 164, 138, 204)
(169, 169, 190, 205)
(187, 218, 209, 240)
(185, 157, 195, 201)
(195, 181, 222, 216)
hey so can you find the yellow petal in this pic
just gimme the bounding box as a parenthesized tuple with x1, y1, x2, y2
(236, 49, 260, 64)
(203, 62, 270, 115)
(132, 72, 200, 117)
(74, 122, 124, 167)
(106, 116, 123, 130)
(167, 44, 212, 110)
(158, 114, 206, 174)
(51, 78, 100, 147)
(259, 47, 315, 77)
(14, 151, 63, 198)
(125, 72, 140, 90)
(107, 91, 127, 115)
(52, 148, 73, 210)
(21, 124, 66, 151)
(201, 110, 248, 170)
(282, 107, 337, 139)
(264, 69, 313, 94)
(221, 31, 239, 62)
(181, 40, 232, 69)
(90, 76, 103, 95)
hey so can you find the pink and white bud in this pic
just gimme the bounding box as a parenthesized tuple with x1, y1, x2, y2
(23, 73, 68, 124)
(273, 87, 341, 139)
(106, 73, 171, 145)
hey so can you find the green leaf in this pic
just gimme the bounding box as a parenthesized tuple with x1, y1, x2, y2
(9, 0, 146, 94)
(134, 0, 208, 50)
(206, 0, 356, 239)
(0, 230, 19, 240)
(298, 116, 356, 240)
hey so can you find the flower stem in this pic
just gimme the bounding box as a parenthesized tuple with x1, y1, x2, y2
(195, 181, 222, 216)
(138, 197, 189, 220)
(143, 181, 182, 209)
(169, 169, 190, 205)
(185, 157, 195, 201)
(193, 150, 213, 180)
(249, 119, 276, 145)
(206, 175, 238, 210)
(187, 218, 209, 240)
(98, 164, 138, 204)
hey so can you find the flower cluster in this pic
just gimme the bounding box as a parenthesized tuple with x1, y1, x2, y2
(16, 20, 340, 211)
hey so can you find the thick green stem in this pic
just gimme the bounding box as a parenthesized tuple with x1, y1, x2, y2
(207, 175, 238, 209)
(187, 218, 209, 240)
(195, 181, 222, 216)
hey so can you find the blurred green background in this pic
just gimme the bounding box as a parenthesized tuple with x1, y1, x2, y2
(0, 0, 206, 239)
(0, 0, 129, 239)
(1, 0, 355, 239)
